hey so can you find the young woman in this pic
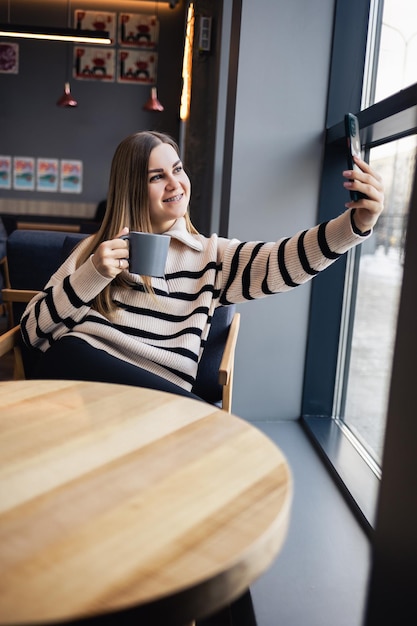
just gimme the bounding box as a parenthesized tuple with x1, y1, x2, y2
(21, 130, 384, 399)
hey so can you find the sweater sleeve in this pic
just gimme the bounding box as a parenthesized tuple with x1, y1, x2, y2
(218, 209, 371, 304)
(20, 243, 113, 352)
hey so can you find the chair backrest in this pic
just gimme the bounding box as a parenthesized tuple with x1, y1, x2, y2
(5, 229, 236, 405)
(7, 229, 87, 290)
(6, 230, 87, 322)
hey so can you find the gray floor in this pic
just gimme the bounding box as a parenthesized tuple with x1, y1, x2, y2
(250, 420, 370, 626)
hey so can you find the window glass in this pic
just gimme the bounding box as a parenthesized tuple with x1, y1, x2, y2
(374, 0, 417, 102)
(343, 138, 416, 463)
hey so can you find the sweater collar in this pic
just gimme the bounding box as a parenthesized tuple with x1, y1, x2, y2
(163, 217, 203, 251)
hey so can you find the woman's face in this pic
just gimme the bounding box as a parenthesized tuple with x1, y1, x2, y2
(147, 142, 191, 233)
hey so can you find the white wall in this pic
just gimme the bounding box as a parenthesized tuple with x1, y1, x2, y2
(223, 0, 336, 420)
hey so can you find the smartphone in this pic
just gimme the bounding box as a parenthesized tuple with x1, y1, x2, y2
(344, 112, 366, 201)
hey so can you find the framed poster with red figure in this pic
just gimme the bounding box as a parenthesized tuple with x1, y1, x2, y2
(73, 46, 115, 82)
(118, 13, 159, 49)
(74, 10, 116, 45)
(117, 50, 157, 84)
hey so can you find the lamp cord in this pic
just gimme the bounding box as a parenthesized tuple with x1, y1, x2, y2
(65, 0, 71, 81)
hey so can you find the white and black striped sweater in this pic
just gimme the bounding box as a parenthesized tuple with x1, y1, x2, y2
(21, 210, 369, 391)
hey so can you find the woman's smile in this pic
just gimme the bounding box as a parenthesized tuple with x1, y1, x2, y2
(163, 192, 184, 203)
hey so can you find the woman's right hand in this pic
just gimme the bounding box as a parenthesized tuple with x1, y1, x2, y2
(91, 227, 129, 278)
(343, 157, 384, 233)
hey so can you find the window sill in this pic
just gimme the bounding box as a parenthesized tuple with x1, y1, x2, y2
(301, 416, 380, 537)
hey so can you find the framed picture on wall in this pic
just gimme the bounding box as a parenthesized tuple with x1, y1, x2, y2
(118, 13, 159, 49)
(117, 50, 157, 84)
(0, 43, 19, 74)
(74, 10, 116, 45)
(73, 46, 115, 82)
(60, 160, 83, 194)
(13, 157, 35, 191)
(36, 158, 59, 192)
(0, 156, 12, 189)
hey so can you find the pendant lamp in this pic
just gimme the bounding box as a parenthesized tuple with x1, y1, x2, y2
(57, 0, 77, 108)
(143, 86, 164, 111)
(56, 81, 77, 107)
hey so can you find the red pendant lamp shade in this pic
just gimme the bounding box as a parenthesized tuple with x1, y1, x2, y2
(56, 82, 77, 107)
(143, 87, 164, 112)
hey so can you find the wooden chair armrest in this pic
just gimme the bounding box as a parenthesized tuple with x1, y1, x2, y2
(1, 289, 39, 327)
(0, 324, 25, 380)
(218, 312, 241, 385)
(2, 288, 40, 303)
(0, 324, 20, 356)
(219, 312, 241, 413)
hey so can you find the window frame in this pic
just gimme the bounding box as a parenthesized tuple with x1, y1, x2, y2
(301, 0, 417, 534)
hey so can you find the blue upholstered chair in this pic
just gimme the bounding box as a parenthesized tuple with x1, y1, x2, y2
(1, 229, 240, 411)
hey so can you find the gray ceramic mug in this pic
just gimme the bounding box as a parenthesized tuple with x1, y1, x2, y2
(121, 231, 170, 277)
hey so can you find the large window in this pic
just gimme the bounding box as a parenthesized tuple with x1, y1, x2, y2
(302, 0, 417, 531)
(342, 137, 416, 465)
(340, 0, 417, 465)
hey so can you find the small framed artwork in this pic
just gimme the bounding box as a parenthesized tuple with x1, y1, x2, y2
(117, 50, 157, 84)
(36, 158, 59, 192)
(13, 157, 35, 191)
(60, 160, 83, 194)
(118, 13, 159, 49)
(73, 46, 115, 82)
(0, 43, 19, 74)
(0, 156, 12, 189)
(74, 10, 116, 45)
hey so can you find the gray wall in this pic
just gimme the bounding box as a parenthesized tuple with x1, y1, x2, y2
(218, 0, 336, 420)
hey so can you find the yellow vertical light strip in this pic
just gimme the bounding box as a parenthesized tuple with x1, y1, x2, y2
(180, 3, 194, 121)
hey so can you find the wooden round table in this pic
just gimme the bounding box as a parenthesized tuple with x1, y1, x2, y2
(0, 380, 292, 625)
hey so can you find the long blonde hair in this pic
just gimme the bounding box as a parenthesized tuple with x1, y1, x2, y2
(77, 131, 198, 315)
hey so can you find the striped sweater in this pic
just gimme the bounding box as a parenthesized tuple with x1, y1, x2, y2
(21, 210, 368, 391)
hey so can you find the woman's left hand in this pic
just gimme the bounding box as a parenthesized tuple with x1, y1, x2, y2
(343, 156, 384, 233)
